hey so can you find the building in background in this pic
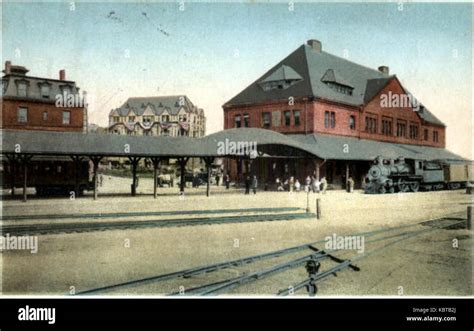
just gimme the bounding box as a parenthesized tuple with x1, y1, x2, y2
(108, 95, 206, 137)
(223, 39, 449, 188)
(1, 61, 88, 133)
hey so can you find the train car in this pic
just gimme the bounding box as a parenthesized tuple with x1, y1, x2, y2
(364, 156, 472, 194)
(439, 160, 474, 189)
(0, 156, 94, 196)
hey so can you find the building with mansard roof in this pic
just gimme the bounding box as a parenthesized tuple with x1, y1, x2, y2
(1, 61, 87, 133)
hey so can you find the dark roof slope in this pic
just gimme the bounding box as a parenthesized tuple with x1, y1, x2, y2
(363, 77, 393, 104)
(1, 128, 464, 162)
(289, 133, 464, 161)
(0, 129, 207, 157)
(224, 43, 445, 126)
(111, 95, 199, 117)
(224, 45, 314, 106)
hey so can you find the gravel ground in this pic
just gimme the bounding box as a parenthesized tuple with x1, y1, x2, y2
(1, 176, 472, 296)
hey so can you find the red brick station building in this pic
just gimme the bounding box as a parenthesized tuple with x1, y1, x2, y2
(223, 39, 459, 188)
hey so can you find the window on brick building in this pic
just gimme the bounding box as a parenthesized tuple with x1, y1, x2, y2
(128, 116, 135, 123)
(243, 114, 250, 127)
(381, 117, 393, 136)
(43, 111, 48, 121)
(61, 86, 71, 96)
(62, 111, 71, 125)
(325, 111, 335, 128)
(40, 85, 50, 99)
(424, 129, 429, 141)
(17, 107, 28, 123)
(396, 120, 407, 137)
(235, 115, 241, 128)
(365, 115, 377, 134)
(349, 115, 356, 130)
(262, 112, 271, 129)
(294, 110, 301, 126)
(162, 115, 169, 122)
(409, 124, 419, 139)
(284, 111, 291, 126)
(0, 80, 6, 94)
(17, 82, 27, 97)
(433, 131, 439, 143)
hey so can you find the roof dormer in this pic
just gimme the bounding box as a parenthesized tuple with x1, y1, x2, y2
(259, 65, 303, 92)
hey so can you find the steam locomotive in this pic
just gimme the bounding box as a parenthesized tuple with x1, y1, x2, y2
(364, 156, 473, 194)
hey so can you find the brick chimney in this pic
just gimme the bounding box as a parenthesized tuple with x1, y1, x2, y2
(307, 39, 322, 53)
(378, 66, 389, 75)
(4, 61, 11, 74)
(59, 69, 66, 80)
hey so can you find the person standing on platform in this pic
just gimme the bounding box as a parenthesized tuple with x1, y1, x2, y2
(244, 175, 251, 194)
(305, 176, 311, 192)
(320, 177, 327, 194)
(224, 172, 230, 189)
(295, 179, 301, 192)
(347, 177, 355, 193)
(252, 175, 258, 194)
(289, 176, 295, 192)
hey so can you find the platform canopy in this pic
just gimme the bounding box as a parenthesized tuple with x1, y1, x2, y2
(0, 128, 466, 162)
(0, 129, 209, 158)
(288, 133, 465, 162)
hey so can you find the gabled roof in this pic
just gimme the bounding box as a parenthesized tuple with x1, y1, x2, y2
(363, 77, 393, 104)
(401, 88, 445, 126)
(111, 95, 198, 117)
(224, 43, 445, 126)
(416, 106, 445, 126)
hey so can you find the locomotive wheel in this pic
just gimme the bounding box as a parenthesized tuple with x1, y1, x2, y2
(409, 181, 420, 192)
(378, 185, 386, 194)
(397, 179, 409, 192)
(388, 186, 395, 194)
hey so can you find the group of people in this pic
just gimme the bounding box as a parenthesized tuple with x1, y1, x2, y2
(223, 173, 353, 195)
(244, 175, 258, 194)
(275, 175, 328, 193)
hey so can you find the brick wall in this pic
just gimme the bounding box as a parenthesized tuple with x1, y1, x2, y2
(1, 99, 85, 132)
(360, 79, 445, 148)
(313, 100, 360, 138)
(224, 79, 446, 148)
(224, 99, 314, 134)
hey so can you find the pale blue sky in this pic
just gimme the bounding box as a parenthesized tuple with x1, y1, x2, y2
(1, 1, 472, 157)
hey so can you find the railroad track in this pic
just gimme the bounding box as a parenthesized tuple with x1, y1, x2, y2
(77, 213, 468, 296)
(1, 210, 314, 236)
(0, 207, 302, 222)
